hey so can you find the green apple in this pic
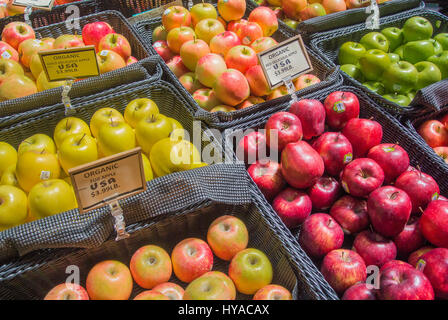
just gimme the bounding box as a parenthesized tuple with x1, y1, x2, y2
(430, 39, 443, 55)
(414, 61, 442, 90)
(359, 49, 391, 81)
(283, 18, 298, 29)
(0, 142, 17, 177)
(58, 133, 99, 174)
(183, 271, 236, 300)
(388, 53, 400, 63)
(152, 25, 167, 42)
(382, 61, 418, 94)
(338, 42, 366, 65)
(97, 121, 136, 157)
(363, 81, 386, 95)
(228, 248, 273, 295)
(135, 114, 173, 155)
(360, 32, 389, 52)
(427, 51, 448, 79)
(403, 40, 436, 64)
(394, 45, 405, 59)
(124, 98, 160, 128)
(190, 3, 218, 26)
(0, 185, 28, 231)
(18, 134, 56, 156)
(383, 93, 411, 106)
(53, 117, 91, 149)
(434, 33, 448, 50)
(407, 91, 416, 102)
(381, 27, 404, 52)
(340, 64, 364, 82)
(402, 16, 433, 42)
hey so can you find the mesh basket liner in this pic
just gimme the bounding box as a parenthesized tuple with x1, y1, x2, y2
(134, 1, 343, 129)
(0, 78, 235, 262)
(0, 10, 151, 118)
(310, 8, 448, 119)
(0, 175, 339, 300)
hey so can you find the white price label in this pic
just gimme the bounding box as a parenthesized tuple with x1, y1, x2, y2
(12, 0, 55, 10)
(257, 35, 313, 90)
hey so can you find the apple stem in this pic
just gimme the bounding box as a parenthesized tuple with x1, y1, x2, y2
(390, 191, 399, 200)
(419, 207, 424, 214)
(40, 148, 45, 154)
(77, 133, 86, 146)
(66, 119, 70, 131)
(327, 218, 333, 227)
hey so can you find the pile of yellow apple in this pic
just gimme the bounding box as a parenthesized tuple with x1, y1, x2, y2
(0, 98, 205, 232)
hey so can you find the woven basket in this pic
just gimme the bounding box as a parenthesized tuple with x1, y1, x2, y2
(310, 8, 448, 120)
(0, 10, 152, 118)
(134, 1, 343, 129)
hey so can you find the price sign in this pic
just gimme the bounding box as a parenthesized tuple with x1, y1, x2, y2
(12, 0, 55, 10)
(257, 35, 313, 90)
(38, 46, 100, 82)
(69, 148, 147, 214)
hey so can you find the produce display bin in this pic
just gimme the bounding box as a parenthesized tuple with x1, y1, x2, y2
(310, 8, 448, 120)
(0, 10, 152, 118)
(0, 173, 338, 300)
(97, 0, 188, 18)
(135, 1, 343, 130)
(0, 77, 234, 263)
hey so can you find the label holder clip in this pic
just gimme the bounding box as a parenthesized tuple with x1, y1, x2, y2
(105, 195, 130, 241)
(24, 6, 32, 26)
(62, 79, 75, 116)
(283, 77, 298, 105)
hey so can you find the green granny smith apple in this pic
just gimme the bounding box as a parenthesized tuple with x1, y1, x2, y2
(363, 81, 386, 95)
(338, 42, 366, 65)
(407, 91, 416, 102)
(381, 27, 404, 52)
(415, 61, 442, 90)
(403, 40, 436, 64)
(359, 49, 391, 81)
(402, 16, 433, 42)
(383, 93, 411, 106)
(382, 61, 418, 94)
(434, 33, 448, 50)
(283, 18, 299, 29)
(341, 64, 365, 82)
(360, 32, 390, 52)
(388, 53, 400, 63)
(394, 45, 405, 59)
(427, 51, 448, 79)
(429, 39, 443, 55)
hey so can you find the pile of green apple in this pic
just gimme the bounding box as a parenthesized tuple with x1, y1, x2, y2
(43, 215, 292, 300)
(338, 16, 448, 106)
(0, 98, 206, 232)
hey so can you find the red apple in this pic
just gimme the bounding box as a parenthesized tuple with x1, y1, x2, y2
(248, 160, 286, 201)
(237, 131, 267, 164)
(281, 141, 325, 189)
(418, 120, 448, 148)
(1, 22, 35, 50)
(152, 282, 184, 300)
(238, 22, 263, 46)
(324, 91, 360, 130)
(213, 68, 250, 106)
(227, 19, 248, 35)
(210, 31, 240, 57)
(367, 186, 412, 238)
(307, 176, 342, 211)
(133, 290, 169, 300)
(379, 264, 434, 300)
(294, 74, 321, 90)
(273, 188, 312, 228)
(367, 143, 410, 184)
(179, 72, 203, 94)
(408, 246, 435, 267)
(44, 283, 89, 300)
(289, 99, 325, 140)
(96, 50, 126, 74)
(153, 40, 175, 62)
(245, 64, 271, 97)
(353, 230, 397, 267)
(152, 25, 167, 42)
(0, 41, 18, 62)
(420, 200, 448, 248)
(330, 195, 369, 234)
(250, 36, 278, 53)
(267, 85, 288, 100)
(419, 248, 448, 299)
(225, 45, 258, 74)
(300, 3, 327, 20)
(171, 238, 214, 283)
(195, 53, 227, 87)
(162, 6, 192, 31)
(253, 284, 292, 300)
(341, 158, 384, 198)
(299, 213, 344, 258)
(265, 112, 303, 152)
(393, 217, 425, 257)
(130, 245, 172, 289)
(320, 249, 367, 295)
(342, 283, 377, 300)
(248, 7, 278, 37)
(192, 88, 220, 111)
(282, 0, 308, 20)
(98, 33, 132, 60)
(380, 260, 414, 273)
(166, 55, 189, 78)
(434, 146, 448, 165)
(342, 118, 383, 158)
(395, 170, 440, 214)
(82, 22, 115, 50)
(166, 26, 195, 54)
(126, 56, 138, 65)
(53, 34, 84, 50)
(312, 132, 353, 177)
(217, 0, 246, 22)
(237, 96, 265, 109)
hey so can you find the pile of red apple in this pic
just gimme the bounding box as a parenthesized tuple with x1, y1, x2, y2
(43, 215, 292, 300)
(0, 20, 137, 101)
(417, 113, 448, 165)
(244, 90, 448, 300)
(152, 1, 320, 113)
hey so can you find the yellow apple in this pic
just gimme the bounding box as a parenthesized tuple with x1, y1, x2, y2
(18, 133, 56, 156)
(0, 185, 28, 231)
(168, 117, 186, 141)
(0, 164, 18, 187)
(36, 71, 66, 92)
(97, 121, 136, 157)
(0, 142, 17, 177)
(15, 150, 61, 192)
(30, 53, 43, 79)
(0, 59, 24, 85)
(58, 133, 98, 174)
(124, 98, 160, 128)
(135, 114, 173, 154)
(28, 179, 77, 221)
(90, 107, 125, 138)
(141, 154, 153, 182)
(53, 117, 91, 149)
